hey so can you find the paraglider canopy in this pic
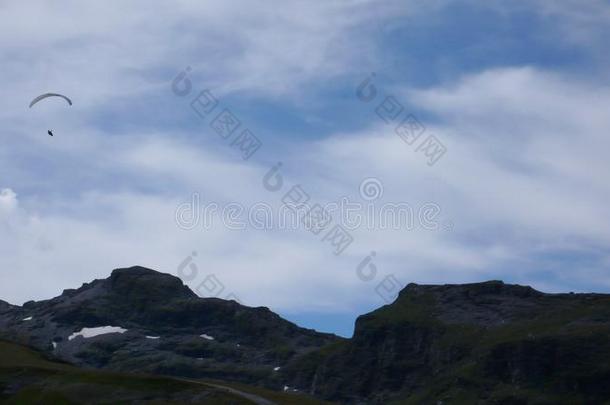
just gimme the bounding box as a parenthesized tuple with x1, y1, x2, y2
(29, 93, 72, 108)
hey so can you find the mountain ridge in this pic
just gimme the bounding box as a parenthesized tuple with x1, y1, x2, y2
(284, 278, 610, 403)
(2, 267, 610, 404)
(0, 266, 340, 391)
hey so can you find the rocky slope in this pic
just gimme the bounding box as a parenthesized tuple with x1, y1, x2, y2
(285, 281, 610, 404)
(0, 266, 339, 390)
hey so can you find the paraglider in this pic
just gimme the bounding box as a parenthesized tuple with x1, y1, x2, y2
(29, 93, 72, 136)
(29, 93, 72, 108)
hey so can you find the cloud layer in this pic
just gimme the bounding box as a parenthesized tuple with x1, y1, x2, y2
(1, 1, 608, 335)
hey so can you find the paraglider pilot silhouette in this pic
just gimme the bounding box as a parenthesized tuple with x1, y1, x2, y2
(29, 93, 72, 136)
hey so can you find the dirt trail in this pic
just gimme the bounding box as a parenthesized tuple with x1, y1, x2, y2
(176, 378, 277, 405)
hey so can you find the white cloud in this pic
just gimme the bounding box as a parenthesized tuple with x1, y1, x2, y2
(0, 189, 18, 216)
(406, 67, 610, 244)
(2, 65, 610, 312)
(0, 0, 421, 119)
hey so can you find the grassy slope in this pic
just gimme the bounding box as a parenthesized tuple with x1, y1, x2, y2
(0, 340, 251, 404)
(198, 378, 336, 405)
(372, 292, 610, 404)
(0, 340, 334, 404)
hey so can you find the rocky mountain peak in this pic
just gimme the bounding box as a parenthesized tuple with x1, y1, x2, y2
(399, 280, 542, 300)
(105, 266, 197, 301)
(286, 281, 610, 404)
(0, 266, 340, 388)
(0, 299, 14, 314)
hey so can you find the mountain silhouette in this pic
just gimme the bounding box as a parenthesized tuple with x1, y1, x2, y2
(2, 268, 610, 404)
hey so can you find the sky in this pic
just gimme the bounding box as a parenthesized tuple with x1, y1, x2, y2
(1, 0, 609, 337)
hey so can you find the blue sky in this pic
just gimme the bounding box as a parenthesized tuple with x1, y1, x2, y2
(1, 1, 609, 337)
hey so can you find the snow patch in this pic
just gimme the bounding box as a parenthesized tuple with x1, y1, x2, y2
(68, 326, 127, 341)
(283, 386, 290, 392)
(273, 366, 281, 371)
(22, 316, 33, 321)
(145, 336, 160, 340)
(200, 334, 215, 340)
(51, 342, 57, 349)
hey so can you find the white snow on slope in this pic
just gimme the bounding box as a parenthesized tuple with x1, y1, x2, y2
(22, 316, 32, 321)
(68, 326, 127, 341)
(145, 336, 160, 339)
(200, 334, 215, 340)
